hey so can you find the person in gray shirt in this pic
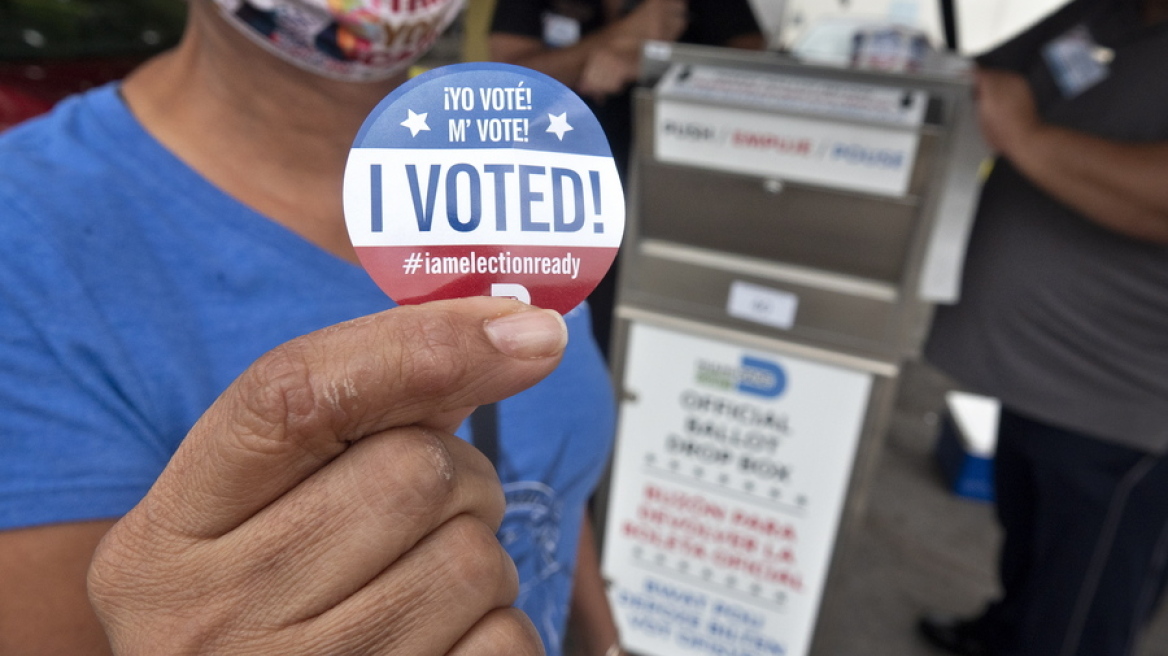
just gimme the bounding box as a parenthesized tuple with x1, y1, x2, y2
(919, 0, 1168, 654)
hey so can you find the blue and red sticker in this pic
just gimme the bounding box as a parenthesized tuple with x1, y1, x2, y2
(343, 62, 624, 314)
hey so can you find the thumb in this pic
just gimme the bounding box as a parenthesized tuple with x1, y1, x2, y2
(139, 297, 567, 539)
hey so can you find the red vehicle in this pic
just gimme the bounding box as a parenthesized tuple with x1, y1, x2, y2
(0, 0, 184, 130)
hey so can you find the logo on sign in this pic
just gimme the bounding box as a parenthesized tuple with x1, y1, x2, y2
(695, 356, 787, 398)
(343, 62, 624, 314)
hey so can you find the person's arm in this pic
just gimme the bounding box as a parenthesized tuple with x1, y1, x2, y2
(0, 520, 116, 656)
(489, 0, 688, 92)
(81, 298, 564, 655)
(976, 67, 1168, 243)
(567, 516, 624, 656)
(490, 32, 608, 90)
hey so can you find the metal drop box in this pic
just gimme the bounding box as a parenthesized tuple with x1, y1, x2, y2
(597, 42, 989, 656)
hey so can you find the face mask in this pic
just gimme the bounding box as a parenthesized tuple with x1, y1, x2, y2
(211, 0, 464, 82)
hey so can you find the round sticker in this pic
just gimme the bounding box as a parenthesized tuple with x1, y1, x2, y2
(343, 62, 625, 314)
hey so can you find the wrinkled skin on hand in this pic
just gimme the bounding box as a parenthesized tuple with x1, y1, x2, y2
(88, 298, 567, 656)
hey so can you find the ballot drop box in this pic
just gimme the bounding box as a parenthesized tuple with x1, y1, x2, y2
(597, 44, 986, 656)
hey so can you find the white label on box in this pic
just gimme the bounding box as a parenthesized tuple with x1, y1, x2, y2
(655, 100, 920, 197)
(727, 280, 799, 329)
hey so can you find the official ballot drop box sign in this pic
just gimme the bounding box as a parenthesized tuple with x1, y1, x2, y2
(601, 322, 872, 656)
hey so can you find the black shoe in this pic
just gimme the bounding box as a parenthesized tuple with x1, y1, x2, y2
(917, 613, 991, 656)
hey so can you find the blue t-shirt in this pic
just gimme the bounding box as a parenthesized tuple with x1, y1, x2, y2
(0, 84, 615, 655)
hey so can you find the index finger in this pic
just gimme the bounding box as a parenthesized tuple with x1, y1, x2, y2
(139, 297, 567, 539)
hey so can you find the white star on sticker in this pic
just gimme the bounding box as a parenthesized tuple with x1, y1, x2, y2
(546, 112, 573, 140)
(401, 109, 430, 137)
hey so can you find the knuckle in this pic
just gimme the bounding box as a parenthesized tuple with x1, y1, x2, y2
(236, 340, 321, 436)
(382, 310, 472, 400)
(360, 428, 459, 520)
(474, 608, 545, 656)
(87, 529, 134, 612)
(503, 611, 545, 656)
(86, 519, 195, 644)
(441, 516, 518, 603)
(227, 339, 351, 462)
(90, 526, 267, 653)
(87, 512, 172, 609)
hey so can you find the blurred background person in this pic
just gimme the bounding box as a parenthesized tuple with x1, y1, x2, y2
(919, 0, 1168, 654)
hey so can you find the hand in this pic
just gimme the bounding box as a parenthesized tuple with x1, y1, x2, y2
(579, 48, 641, 101)
(88, 297, 566, 655)
(974, 67, 1043, 157)
(584, 0, 687, 99)
(619, 0, 689, 44)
